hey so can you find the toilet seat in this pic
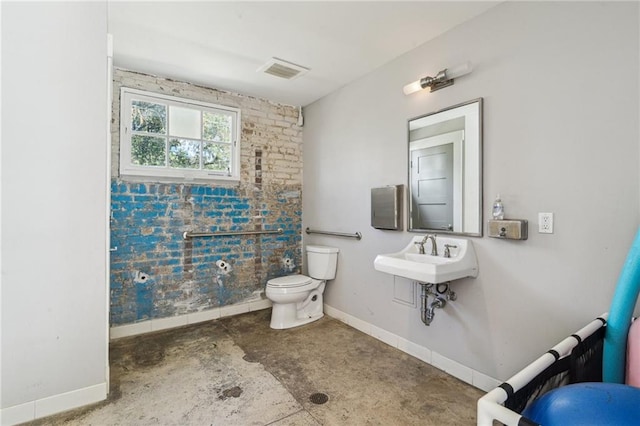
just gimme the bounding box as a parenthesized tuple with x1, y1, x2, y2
(267, 274, 313, 288)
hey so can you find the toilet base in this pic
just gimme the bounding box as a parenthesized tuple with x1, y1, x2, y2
(269, 307, 324, 330)
(267, 280, 325, 329)
(269, 291, 325, 330)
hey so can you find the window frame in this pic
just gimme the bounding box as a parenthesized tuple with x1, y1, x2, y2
(119, 87, 241, 182)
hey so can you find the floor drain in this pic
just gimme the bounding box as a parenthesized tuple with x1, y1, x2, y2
(309, 392, 329, 405)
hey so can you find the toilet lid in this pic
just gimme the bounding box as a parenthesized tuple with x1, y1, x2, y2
(268, 274, 313, 288)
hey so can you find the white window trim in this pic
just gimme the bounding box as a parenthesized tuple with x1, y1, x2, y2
(119, 87, 241, 182)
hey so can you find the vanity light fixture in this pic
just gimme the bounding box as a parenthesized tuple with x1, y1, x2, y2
(403, 61, 473, 95)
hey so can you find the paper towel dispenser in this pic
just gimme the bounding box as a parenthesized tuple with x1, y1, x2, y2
(371, 185, 403, 230)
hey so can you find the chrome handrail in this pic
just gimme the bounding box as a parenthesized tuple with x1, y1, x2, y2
(305, 227, 362, 240)
(183, 228, 283, 239)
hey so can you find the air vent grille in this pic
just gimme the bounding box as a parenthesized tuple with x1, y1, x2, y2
(258, 58, 309, 80)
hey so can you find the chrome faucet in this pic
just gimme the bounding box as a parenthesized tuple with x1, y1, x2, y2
(415, 234, 438, 255)
(425, 234, 438, 256)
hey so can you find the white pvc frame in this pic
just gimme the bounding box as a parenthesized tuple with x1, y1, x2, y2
(119, 87, 241, 182)
(477, 313, 608, 426)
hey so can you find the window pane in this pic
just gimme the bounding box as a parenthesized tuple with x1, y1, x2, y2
(203, 142, 231, 172)
(131, 135, 166, 166)
(169, 106, 201, 139)
(203, 111, 233, 142)
(131, 101, 166, 134)
(169, 138, 200, 169)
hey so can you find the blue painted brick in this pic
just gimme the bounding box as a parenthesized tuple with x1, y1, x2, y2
(132, 210, 159, 220)
(112, 194, 133, 203)
(195, 263, 211, 271)
(117, 183, 128, 193)
(109, 176, 300, 326)
(192, 186, 206, 195)
(110, 210, 131, 220)
(127, 235, 160, 246)
(125, 202, 148, 211)
(164, 240, 181, 249)
(133, 195, 154, 202)
(129, 183, 147, 194)
(110, 262, 128, 271)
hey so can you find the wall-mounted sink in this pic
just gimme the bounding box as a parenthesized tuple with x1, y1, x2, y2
(374, 236, 478, 283)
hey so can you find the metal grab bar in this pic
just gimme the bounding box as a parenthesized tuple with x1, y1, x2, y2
(183, 228, 283, 239)
(305, 227, 362, 240)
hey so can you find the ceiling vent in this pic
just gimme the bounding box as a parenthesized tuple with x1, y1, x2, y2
(258, 57, 310, 80)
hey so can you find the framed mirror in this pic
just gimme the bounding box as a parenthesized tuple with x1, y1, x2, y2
(408, 98, 482, 236)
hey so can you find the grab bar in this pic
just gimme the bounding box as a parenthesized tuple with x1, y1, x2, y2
(183, 228, 283, 239)
(305, 227, 362, 240)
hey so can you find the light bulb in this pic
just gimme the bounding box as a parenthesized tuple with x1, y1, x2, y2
(403, 80, 423, 95)
(445, 61, 473, 79)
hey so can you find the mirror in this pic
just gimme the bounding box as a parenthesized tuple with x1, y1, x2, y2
(408, 98, 482, 236)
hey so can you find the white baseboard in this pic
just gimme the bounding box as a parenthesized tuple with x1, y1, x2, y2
(110, 298, 272, 340)
(323, 304, 500, 392)
(0, 382, 107, 426)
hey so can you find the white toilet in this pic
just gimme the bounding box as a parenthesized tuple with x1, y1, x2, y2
(266, 245, 339, 329)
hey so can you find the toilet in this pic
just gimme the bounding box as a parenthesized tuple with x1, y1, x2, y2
(266, 245, 339, 329)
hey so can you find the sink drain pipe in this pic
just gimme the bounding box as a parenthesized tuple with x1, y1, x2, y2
(420, 282, 456, 326)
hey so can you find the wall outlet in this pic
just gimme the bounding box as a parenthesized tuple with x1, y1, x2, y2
(538, 212, 554, 234)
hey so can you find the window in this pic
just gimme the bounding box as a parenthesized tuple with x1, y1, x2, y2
(119, 88, 241, 181)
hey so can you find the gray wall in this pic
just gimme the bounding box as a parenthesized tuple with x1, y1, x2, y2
(303, 1, 639, 380)
(1, 1, 108, 416)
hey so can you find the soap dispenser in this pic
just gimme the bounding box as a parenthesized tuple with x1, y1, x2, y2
(492, 194, 504, 220)
(488, 194, 528, 240)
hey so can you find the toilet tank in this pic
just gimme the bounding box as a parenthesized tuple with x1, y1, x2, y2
(306, 245, 339, 280)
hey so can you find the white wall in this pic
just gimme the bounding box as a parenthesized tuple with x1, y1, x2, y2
(1, 2, 108, 423)
(303, 2, 639, 381)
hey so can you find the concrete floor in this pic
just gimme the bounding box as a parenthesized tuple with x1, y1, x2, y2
(32, 310, 482, 425)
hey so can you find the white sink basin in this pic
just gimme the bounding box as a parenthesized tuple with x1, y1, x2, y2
(374, 236, 478, 283)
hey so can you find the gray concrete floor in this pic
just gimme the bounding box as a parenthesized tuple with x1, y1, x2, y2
(31, 310, 482, 425)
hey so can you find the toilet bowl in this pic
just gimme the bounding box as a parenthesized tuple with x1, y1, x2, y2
(266, 245, 339, 329)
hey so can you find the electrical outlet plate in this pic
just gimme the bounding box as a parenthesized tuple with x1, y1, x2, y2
(538, 212, 553, 233)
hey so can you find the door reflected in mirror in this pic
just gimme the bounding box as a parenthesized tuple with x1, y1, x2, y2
(408, 98, 482, 236)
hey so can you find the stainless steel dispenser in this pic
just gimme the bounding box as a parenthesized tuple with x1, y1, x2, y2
(487, 219, 528, 240)
(371, 185, 403, 230)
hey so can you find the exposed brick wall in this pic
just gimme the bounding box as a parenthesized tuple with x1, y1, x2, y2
(110, 69, 302, 326)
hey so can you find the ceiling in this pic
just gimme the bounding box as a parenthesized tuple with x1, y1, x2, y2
(108, 1, 499, 107)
